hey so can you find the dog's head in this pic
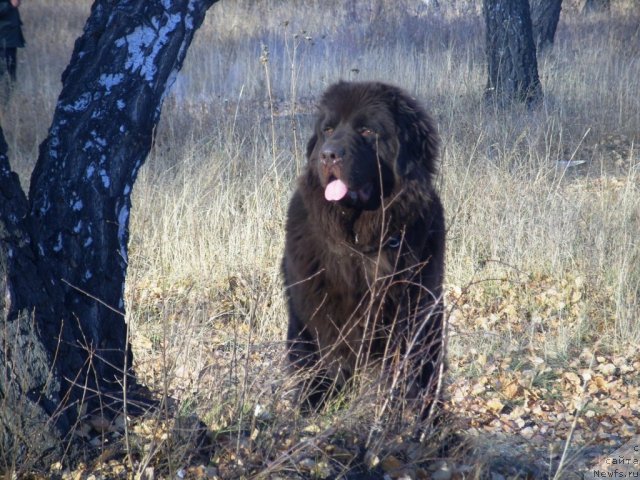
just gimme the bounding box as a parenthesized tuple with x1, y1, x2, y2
(306, 81, 439, 211)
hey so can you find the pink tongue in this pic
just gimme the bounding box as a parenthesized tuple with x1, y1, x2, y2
(324, 179, 348, 201)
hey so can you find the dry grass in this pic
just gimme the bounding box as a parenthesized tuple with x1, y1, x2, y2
(1, 0, 639, 478)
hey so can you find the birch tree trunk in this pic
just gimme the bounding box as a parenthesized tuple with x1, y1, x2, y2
(0, 0, 218, 468)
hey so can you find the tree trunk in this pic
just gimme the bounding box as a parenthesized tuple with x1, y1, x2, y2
(582, 0, 610, 14)
(483, 0, 543, 108)
(1, 0, 218, 469)
(1, 126, 66, 467)
(531, 0, 562, 52)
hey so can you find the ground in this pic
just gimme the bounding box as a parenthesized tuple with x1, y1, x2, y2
(41, 223, 640, 478)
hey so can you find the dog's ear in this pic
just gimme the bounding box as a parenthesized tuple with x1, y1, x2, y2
(392, 89, 439, 180)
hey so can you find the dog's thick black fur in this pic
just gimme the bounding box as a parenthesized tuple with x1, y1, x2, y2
(282, 81, 446, 413)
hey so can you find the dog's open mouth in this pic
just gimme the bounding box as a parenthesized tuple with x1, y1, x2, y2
(325, 178, 373, 203)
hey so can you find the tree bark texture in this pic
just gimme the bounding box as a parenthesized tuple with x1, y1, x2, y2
(1, 0, 218, 468)
(530, 0, 562, 52)
(1, 125, 65, 467)
(483, 0, 543, 108)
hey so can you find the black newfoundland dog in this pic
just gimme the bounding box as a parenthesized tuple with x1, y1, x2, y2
(282, 81, 445, 415)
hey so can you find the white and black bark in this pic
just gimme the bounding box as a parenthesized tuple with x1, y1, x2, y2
(483, 0, 543, 108)
(530, 0, 562, 52)
(1, 0, 218, 468)
(1, 125, 66, 467)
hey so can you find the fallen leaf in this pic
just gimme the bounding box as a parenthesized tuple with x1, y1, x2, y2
(364, 450, 380, 469)
(597, 363, 616, 376)
(588, 375, 610, 393)
(563, 372, 582, 389)
(381, 455, 403, 473)
(486, 398, 505, 413)
(502, 380, 523, 399)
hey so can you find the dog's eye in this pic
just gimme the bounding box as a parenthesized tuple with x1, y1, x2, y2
(359, 127, 376, 137)
(323, 127, 334, 137)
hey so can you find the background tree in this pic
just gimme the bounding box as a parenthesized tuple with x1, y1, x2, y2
(530, 0, 563, 52)
(483, 0, 543, 107)
(1, 0, 218, 468)
(582, 0, 610, 14)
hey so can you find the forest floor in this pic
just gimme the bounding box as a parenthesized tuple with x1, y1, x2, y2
(43, 223, 640, 478)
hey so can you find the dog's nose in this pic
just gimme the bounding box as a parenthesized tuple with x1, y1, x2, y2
(320, 145, 344, 165)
